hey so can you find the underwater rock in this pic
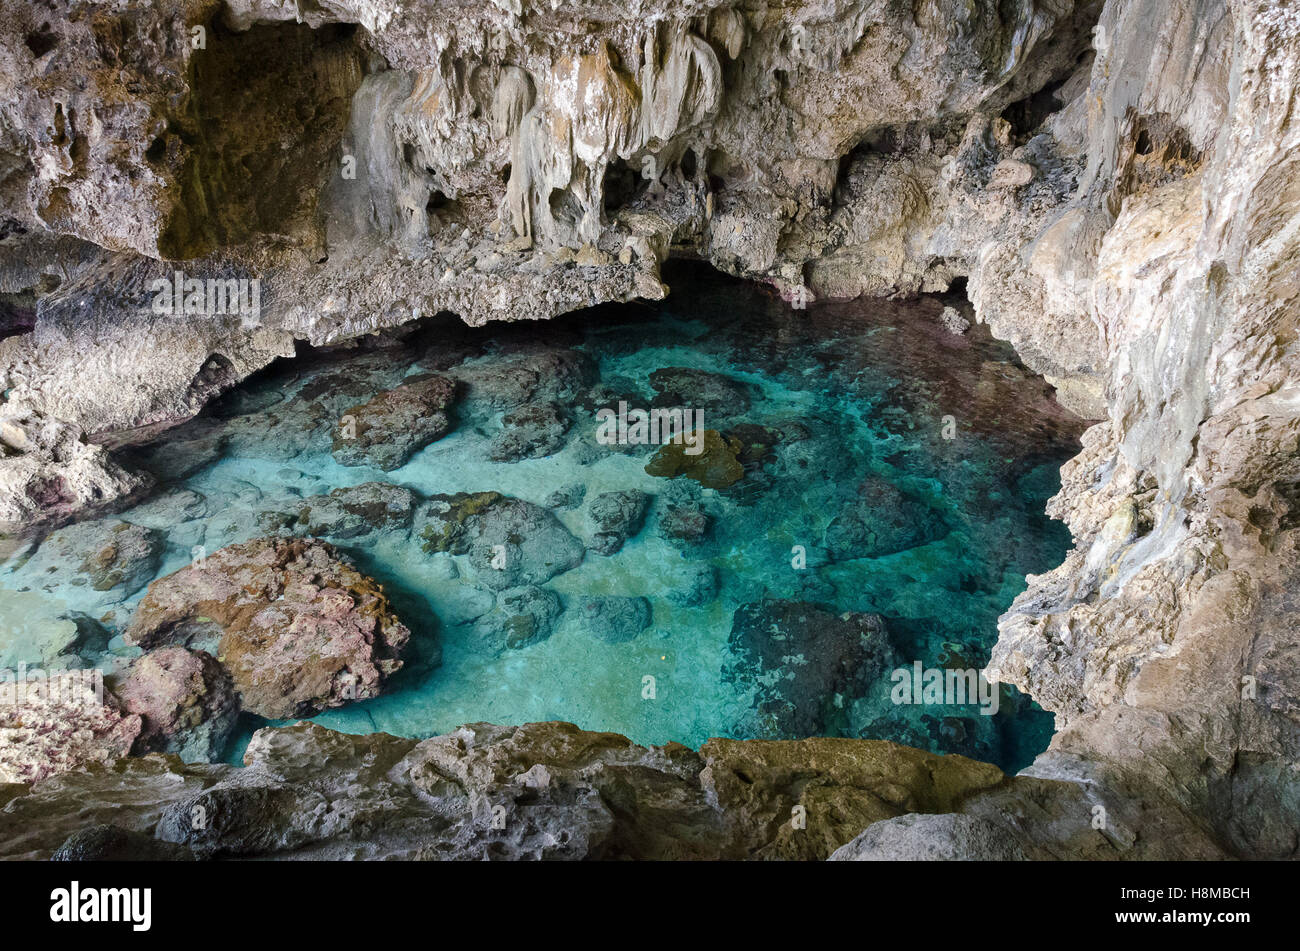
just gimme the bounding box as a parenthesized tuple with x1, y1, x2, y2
(823, 476, 947, 560)
(658, 498, 711, 544)
(292, 482, 417, 539)
(488, 400, 571, 462)
(573, 595, 652, 644)
(666, 562, 718, 608)
(454, 347, 597, 412)
(0, 671, 141, 785)
(585, 489, 649, 556)
(415, 491, 504, 554)
(19, 518, 163, 599)
(649, 367, 753, 419)
(125, 537, 411, 719)
(470, 585, 563, 654)
(332, 373, 457, 470)
(724, 600, 896, 739)
(117, 646, 239, 763)
(645, 429, 744, 488)
(543, 483, 586, 510)
(463, 497, 586, 591)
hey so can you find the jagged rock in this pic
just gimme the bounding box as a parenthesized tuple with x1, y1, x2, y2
(0, 671, 141, 784)
(543, 483, 586, 510)
(488, 400, 570, 462)
(823, 476, 946, 560)
(724, 600, 896, 739)
(939, 306, 970, 334)
(0, 409, 151, 540)
(52, 824, 197, 862)
(645, 429, 744, 488)
(117, 647, 239, 762)
(585, 489, 649, 555)
(332, 374, 457, 470)
(469, 585, 563, 654)
(290, 481, 417, 538)
(649, 367, 753, 418)
(666, 561, 718, 608)
(462, 497, 586, 590)
(125, 537, 410, 719)
(573, 595, 651, 644)
(829, 813, 1028, 861)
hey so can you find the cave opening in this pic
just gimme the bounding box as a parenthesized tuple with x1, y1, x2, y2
(12, 260, 1082, 775)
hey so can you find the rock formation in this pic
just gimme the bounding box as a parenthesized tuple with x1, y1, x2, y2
(0, 0, 1295, 862)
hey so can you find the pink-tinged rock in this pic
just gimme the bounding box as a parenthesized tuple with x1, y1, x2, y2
(118, 647, 238, 762)
(0, 672, 141, 785)
(125, 537, 411, 720)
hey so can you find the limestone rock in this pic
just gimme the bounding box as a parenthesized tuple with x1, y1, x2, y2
(0, 672, 141, 785)
(724, 599, 895, 739)
(573, 595, 651, 644)
(117, 647, 239, 762)
(332, 374, 457, 470)
(125, 537, 410, 719)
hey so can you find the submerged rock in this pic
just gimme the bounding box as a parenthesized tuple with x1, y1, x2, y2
(488, 400, 570, 462)
(649, 367, 753, 418)
(332, 374, 457, 470)
(573, 595, 652, 643)
(823, 476, 947, 560)
(415, 491, 504, 554)
(462, 497, 586, 590)
(125, 537, 411, 719)
(19, 518, 163, 600)
(644, 429, 745, 488)
(470, 585, 563, 654)
(454, 347, 597, 412)
(724, 600, 896, 739)
(543, 483, 587, 510)
(291, 482, 417, 538)
(117, 647, 239, 762)
(585, 489, 649, 555)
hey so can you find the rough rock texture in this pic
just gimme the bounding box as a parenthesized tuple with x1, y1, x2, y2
(0, 672, 141, 785)
(117, 647, 239, 762)
(126, 537, 410, 719)
(0, 720, 1033, 861)
(724, 600, 895, 739)
(573, 595, 652, 644)
(332, 373, 457, 470)
(584, 488, 649, 555)
(0, 0, 1297, 861)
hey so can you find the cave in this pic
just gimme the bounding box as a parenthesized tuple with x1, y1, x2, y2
(0, 0, 1293, 894)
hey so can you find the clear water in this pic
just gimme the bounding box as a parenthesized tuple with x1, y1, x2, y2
(0, 264, 1085, 773)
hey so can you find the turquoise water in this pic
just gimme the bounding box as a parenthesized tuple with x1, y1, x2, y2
(0, 264, 1084, 772)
